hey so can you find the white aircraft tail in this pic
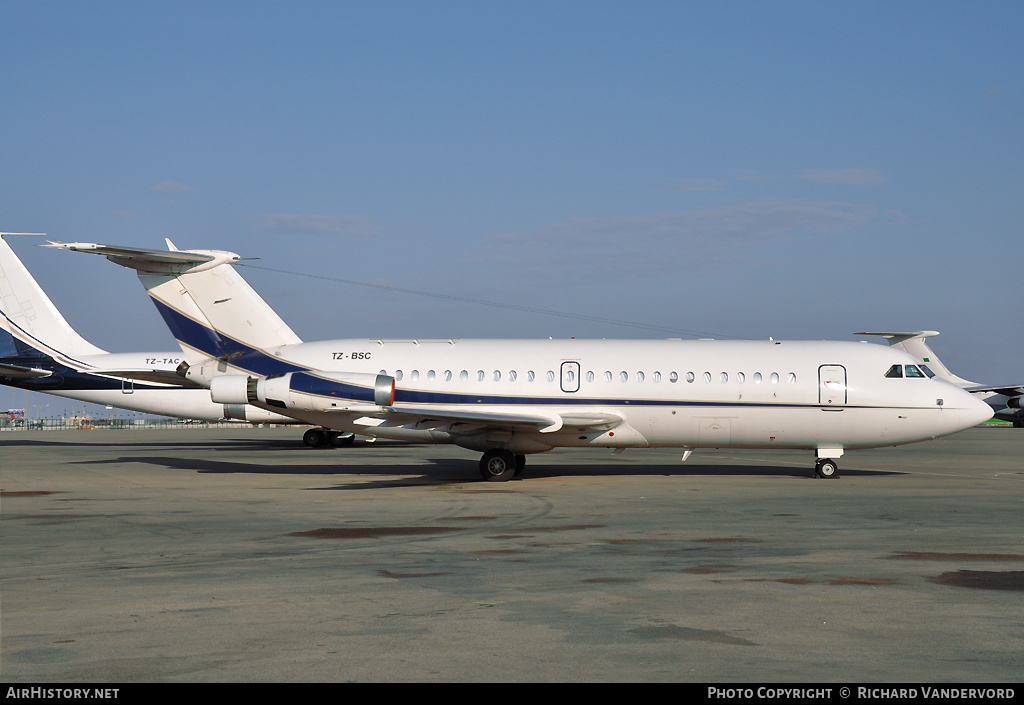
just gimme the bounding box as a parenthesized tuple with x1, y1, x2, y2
(43, 239, 302, 369)
(0, 233, 107, 358)
(857, 331, 977, 387)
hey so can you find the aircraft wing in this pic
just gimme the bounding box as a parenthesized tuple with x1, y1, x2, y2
(0, 362, 53, 379)
(83, 368, 205, 388)
(962, 384, 1024, 397)
(0, 361, 204, 388)
(360, 405, 623, 435)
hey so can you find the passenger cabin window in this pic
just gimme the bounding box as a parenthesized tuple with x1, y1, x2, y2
(885, 365, 903, 379)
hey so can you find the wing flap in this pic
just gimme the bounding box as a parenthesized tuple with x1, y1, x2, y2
(386, 404, 565, 432)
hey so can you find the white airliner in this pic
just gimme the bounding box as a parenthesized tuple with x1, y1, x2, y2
(859, 331, 1024, 428)
(48, 239, 993, 481)
(0, 233, 302, 430)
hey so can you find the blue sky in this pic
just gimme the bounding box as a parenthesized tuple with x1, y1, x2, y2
(2, 1, 1022, 416)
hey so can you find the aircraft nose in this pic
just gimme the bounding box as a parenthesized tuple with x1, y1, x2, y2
(960, 389, 994, 428)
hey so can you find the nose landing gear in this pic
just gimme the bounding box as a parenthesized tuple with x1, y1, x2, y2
(814, 458, 839, 479)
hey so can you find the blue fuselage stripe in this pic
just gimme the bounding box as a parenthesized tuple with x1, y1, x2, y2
(290, 372, 887, 411)
(155, 300, 928, 412)
(152, 299, 306, 376)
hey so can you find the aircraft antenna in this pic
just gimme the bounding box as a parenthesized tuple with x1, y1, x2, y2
(237, 262, 747, 340)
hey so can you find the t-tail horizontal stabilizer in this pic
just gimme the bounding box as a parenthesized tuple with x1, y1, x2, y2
(42, 240, 234, 273)
(47, 240, 303, 370)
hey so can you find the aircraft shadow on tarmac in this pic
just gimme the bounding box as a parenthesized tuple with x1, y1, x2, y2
(0, 437, 314, 450)
(66, 448, 904, 487)
(8, 433, 903, 483)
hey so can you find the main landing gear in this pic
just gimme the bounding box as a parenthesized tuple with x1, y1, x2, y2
(479, 449, 526, 482)
(303, 427, 355, 448)
(814, 458, 839, 479)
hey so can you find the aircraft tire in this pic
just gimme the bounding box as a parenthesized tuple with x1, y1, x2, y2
(514, 454, 526, 477)
(303, 428, 325, 447)
(815, 459, 839, 479)
(480, 449, 517, 482)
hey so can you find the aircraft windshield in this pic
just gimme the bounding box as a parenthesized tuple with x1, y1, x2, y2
(885, 364, 933, 379)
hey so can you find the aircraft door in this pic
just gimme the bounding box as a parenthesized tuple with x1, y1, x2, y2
(121, 378, 134, 395)
(818, 365, 847, 405)
(560, 361, 580, 393)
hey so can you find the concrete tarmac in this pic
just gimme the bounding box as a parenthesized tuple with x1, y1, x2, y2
(1, 425, 1022, 683)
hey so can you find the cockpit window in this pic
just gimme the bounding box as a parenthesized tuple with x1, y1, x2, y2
(919, 364, 936, 378)
(885, 364, 903, 378)
(905, 365, 925, 378)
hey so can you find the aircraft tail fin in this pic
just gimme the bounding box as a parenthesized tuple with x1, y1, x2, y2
(0, 233, 107, 359)
(44, 240, 302, 370)
(856, 331, 977, 387)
